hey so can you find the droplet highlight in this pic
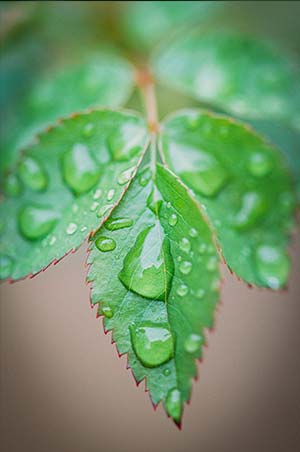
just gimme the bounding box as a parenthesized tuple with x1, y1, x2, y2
(184, 333, 203, 353)
(95, 236, 116, 252)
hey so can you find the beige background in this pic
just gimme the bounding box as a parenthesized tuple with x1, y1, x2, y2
(1, 232, 300, 452)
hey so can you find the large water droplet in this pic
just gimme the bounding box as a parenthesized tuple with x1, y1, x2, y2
(105, 217, 133, 231)
(165, 388, 182, 423)
(247, 152, 273, 177)
(255, 244, 290, 289)
(62, 143, 100, 195)
(18, 205, 58, 240)
(179, 261, 192, 275)
(231, 191, 267, 230)
(130, 322, 174, 368)
(95, 236, 116, 252)
(184, 333, 203, 353)
(19, 157, 48, 191)
(0, 255, 13, 279)
(119, 222, 174, 301)
(4, 174, 22, 197)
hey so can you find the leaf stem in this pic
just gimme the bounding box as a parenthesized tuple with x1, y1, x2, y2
(136, 68, 159, 133)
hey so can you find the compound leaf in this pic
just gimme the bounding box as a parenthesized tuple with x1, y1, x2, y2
(0, 109, 149, 280)
(1, 52, 135, 173)
(160, 109, 295, 289)
(87, 163, 220, 425)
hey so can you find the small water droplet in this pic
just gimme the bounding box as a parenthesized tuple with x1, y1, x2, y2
(195, 288, 205, 299)
(72, 203, 79, 213)
(0, 255, 13, 279)
(19, 205, 58, 240)
(83, 123, 95, 137)
(168, 213, 178, 227)
(97, 204, 114, 218)
(177, 284, 188, 297)
(101, 305, 114, 318)
(107, 189, 115, 201)
(165, 388, 182, 423)
(130, 322, 174, 368)
(19, 157, 48, 191)
(66, 222, 77, 235)
(247, 152, 273, 177)
(189, 228, 198, 238)
(118, 167, 135, 185)
(198, 243, 207, 254)
(119, 222, 174, 301)
(232, 191, 267, 230)
(4, 174, 22, 197)
(163, 368, 171, 376)
(179, 237, 191, 253)
(206, 256, 218, 272)
(49, 235, 56, 246)
(95, 236, 116, 252)
(93, 188, 102, 200)
(138, 167, 152, 187)
(105, 217, 133, 231)
(166, 202, 172, 209)
(179, 261, 192, 275)
(90, 201, 99, 212)
(62, 143, 100, 195)
(255, 244, 290, 289)
(177, 256, 182, 262)
(184, 333, 203, 353)
(80, 226, 87, 232)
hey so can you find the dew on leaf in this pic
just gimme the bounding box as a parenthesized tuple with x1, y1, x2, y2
(198, 243, 207, 254)
(119, 222, 174, 301)
(90, 201, 99, 212)
(147, 186, 163, 214)
(177, 284, 188, 297)
(0, 255, 14, 279)
(206, 256, 218, 272)
(168, 213, 178, 226)
(72, 203, 79, 213)
(189, 228, 198, 238)
(18, 157, 48, 191)
(255, 244, 290, 289)
(138, 167, 152, 187)
(107, 189, 115, 201)
(130, 322, 174, 368)
(95, 236, 116, 252)
(195, 288, 205, 299)
(80, 226, 87, 232)
(97, 204, 114, 218)
(62, 143, 100, 195)
(231, 191, 267, 230)
(105, 217, 133, 231)
(93, 188, 102, 200)
(118, 167, 135, 185)
(4, 174, 22, 197)
(184, 333, 203, 353)
(165, 388, 182, 423)
(179, 237, 191, 253)
(83, 123, 95, 137)
(163, 368, 171, 376)
(66, 222, 77, 235)
(179, 261, 192, 275)
(101, 305, 114, 318)
(49, 235, 57, 246)
(19, 205, 58, 240)
(247, 151, 273, 177)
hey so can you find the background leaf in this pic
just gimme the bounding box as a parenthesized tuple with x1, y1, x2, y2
(0, 110, 148, 281)
(160, 109, 295, 288)
(87, 163, 220, 425)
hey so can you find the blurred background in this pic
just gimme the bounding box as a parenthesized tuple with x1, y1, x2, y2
(1, 2, 300, 451)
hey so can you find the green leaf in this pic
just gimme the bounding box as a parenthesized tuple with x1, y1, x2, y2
(121, 1, 222, 50)
(87, 163, 220, 425)
(0, 53, 135, 173)
(159, 109, 295, 289)
(153, 30, 300, 124)
(0, 109, 149, 281)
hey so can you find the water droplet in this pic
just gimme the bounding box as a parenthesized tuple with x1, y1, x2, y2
(19, 157, 48, 191)
(189, 228, 198, 238)
(72, 203, 79, 213)
(255, 245, 290, 289)
(80, 226, 87, 232)
(206, 256, 218, 272)
(118, 167, 135, 185)
(119, 222, 174, 301)
(101, 305, 114, 318)
(179, 261, 192, 275)
(168, 213, 178, 227)
(108, 131, 142, 161)
(195, 288, 205, 299)
(107, 189, 115, 201)
(165, 388, 182, 423)
(179, 237, 191, 253)
(19, 205, 58, 240)
(90, 201, 99, 212)
(232, 191, 267, 230)
(177, 284, 188, 297)
(4, 174, 21, 197)
(147, 186, 163, 214)
(166, 202, 172, 209)
(95, 236, 116, 252)
(138, 167, 151, 187)
(0, 255, 13, 279)
(130, 322, 174, 368)
(93, 188, 102, 200)
(97, 204, 114, 218)
(62, 143, 100, 195)
(163, 368, 171, 376)
(177, 256, 182, 262)
(247, 152, 273, 177)
(49, 235, 56, 246)
(66, 222, 77, 235)
(105, 217, 133, 231)
(83, 123, 95, 137)
(198, 243, 207, 254)
(184, 333, 203, 353)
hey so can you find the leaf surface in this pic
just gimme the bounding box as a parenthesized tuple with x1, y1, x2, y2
(153, 31, 299, 124)
(160, 109, 295, 288)
(0, 53, 135, 173)
(0, 109, 149, 280)
(87, 163, 220, 425)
